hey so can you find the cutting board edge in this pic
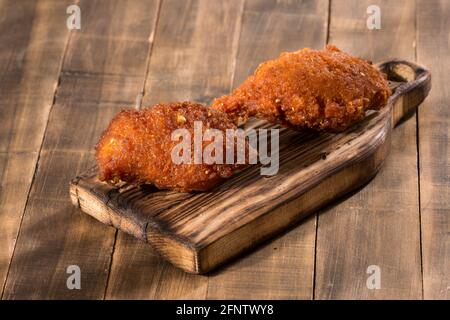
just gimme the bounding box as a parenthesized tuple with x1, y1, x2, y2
(71, 178, 203, 273)
(194, 120, 391, 273)
(70, 115, 391, 274)
(69, 59, 431, 274)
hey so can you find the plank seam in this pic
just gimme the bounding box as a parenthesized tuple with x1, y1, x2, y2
(312, 214, 319, 300)
(414, 0, 425, 300)
(60, 69, 143, 78)
(137, 0, 164, 110)
(227, 0, 246, 92)
(101, 0, 164, 299)
(103, 229, 119, 299)
(313, 0, 332, 301)
(0, 8, 76, 299)
(204, 0, 246, 298)
(326, 0, 332, 45)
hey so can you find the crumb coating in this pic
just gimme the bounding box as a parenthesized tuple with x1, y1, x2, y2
(212, 45, 391, 132)
(96, 102, 242, 192)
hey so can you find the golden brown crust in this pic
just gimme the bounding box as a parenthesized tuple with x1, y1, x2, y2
(96, 46, 391, 192)
(95, 102, 242, 192)
(211, 45, 391, 132)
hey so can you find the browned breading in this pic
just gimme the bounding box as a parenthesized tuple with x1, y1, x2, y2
(96, 45, 391, 192)
(95, 102, 242, 192)
(212, 45, 391, 132)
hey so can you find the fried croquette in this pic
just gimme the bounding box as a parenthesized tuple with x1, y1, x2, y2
(96, 45, 391, 192)
(212, 45, 391, 132)
(96, 102, 243, 192)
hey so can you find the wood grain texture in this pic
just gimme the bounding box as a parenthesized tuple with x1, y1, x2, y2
(71, 61, 431, 280)
(104, 0, 245, 299)
(2, 0, 160, 299)
(206, 0, 329, 300)
(314, 0, 423, 299)
(417, 0, 450, 300)
(142, 0, 244, 106)
(1, 0, 445, 300)
(0, 0, 71, 297)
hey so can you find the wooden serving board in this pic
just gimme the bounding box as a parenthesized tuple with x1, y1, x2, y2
(70, 60, 431, 274)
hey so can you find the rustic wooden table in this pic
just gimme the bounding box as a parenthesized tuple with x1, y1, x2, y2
(0, 0, 448, 300)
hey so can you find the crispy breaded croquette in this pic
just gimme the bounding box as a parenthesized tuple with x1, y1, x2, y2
(96, 45, 391, 192)
(96, 102, 243, 192)
(212, 45, 391, 132)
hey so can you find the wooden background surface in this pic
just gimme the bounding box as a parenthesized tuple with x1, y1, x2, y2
(0, 0, 448, 299)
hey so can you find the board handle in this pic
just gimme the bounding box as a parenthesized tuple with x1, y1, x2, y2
(377, 60, 432, 127)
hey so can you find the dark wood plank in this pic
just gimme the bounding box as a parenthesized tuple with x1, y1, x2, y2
(142, 0, 245, 106)
(0, 0, 69, 152)
(2, 0, 160, 299)
(314, 0, 422, 299)
(104, 0, 245, 299)
(417, 0, 450, 300)
(0, 153, 38, 295)
(0, 0, 71, 296)
(206, 0, 328, 299)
